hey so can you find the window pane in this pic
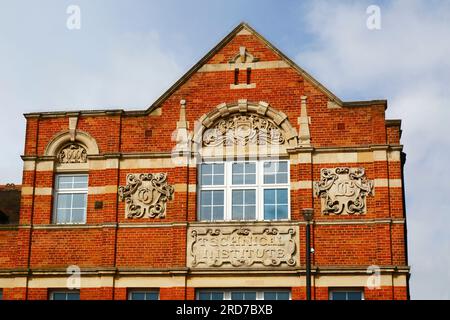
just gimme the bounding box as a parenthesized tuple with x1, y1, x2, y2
(72, 194, 86, 208)
(198, 292, 210, 300)
(200, 191, 223, 221)
(232, 174, 244, 185)
(244, 292, 257, 300)
(211, 292, 224, 300)
(264, 205, 276, 220)
(245, 163, 256, 173)
(277, 205, 288, 219)
(73, 176, 88, 188)
(52, 292, 66, 300)
(246, 174, 256, 184)
(201, 191, 212, 205)
(198, 292, 223, 300)
(213, 191, 224, 205)
(214, 164, 224, 174)
(232, 163, 244, 174)
(131, 292, 145, 300)
(201, 164, 224, 186)
(263, 291, 290, 300)
(331, 292, 347, 300)
(278, 161, 288, 172)
(245, 205, 256, 220)
(202, 164, 213, 174)
(245, 190, 256, 204)
(264, 174, 275, 184)
(232, 206, 243, 220)
(276, 292, 290, 300)
(232, 190, 244, 205)
(212, 206, 224, 220)
(201, 175, 213, 186)
(71, 209, 85, 223)
(277, 173, 288, 183)
(232, 162, 256, 185)
(58, 176, 74, 188)
(264, 292, 276, 300)
(264, 189, 275, 204)
(264, 189, 288, 220)
(347, 291, 363, 300)
(231, 292, 244, 300)
(200, 206, 211, 221)
(263, 161, 288, 184)
(56, 209, 71, 224)
(277, 189, 288, 204)
(66, 292, 80, 300)
(57, 194, 72, 208)
(213, 174, 224, 185)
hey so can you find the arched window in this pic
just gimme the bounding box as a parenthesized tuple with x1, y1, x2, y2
(194, 100, 297, 222)
(45, 129, 99, 224)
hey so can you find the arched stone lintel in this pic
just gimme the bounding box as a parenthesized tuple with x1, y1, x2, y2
(45, 130, 100, 157)
(193, 100, 299, 147)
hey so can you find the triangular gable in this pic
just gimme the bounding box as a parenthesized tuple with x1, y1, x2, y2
(146, 22, 343, 113)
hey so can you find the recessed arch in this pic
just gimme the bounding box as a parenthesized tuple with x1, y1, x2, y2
(193, 100, 299, 148)
(44, 130, 99, 157)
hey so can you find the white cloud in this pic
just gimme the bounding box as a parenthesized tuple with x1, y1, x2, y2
(297, 0, 450, 299)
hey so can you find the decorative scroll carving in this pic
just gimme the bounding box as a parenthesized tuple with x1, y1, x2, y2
(118, 173, 174, 219)
(314, 167, 374, 215)
(203, 114, 285, 147)
(57, 144, 87, 164)
(187, 225, 298, 268)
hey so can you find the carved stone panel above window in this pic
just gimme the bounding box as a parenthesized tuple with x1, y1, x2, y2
(118, 173, 175, 219)
(57, 144, 87, 164)
(203, 114, 285, 147)
(314, 167, 374, 215)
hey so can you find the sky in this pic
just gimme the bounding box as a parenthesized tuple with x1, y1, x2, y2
(0, 0, 449, 299)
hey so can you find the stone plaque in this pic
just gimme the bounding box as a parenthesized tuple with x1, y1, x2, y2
(314, 167, 374, 215)
(187, 225, 299, 268)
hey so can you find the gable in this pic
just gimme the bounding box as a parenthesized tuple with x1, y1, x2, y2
(147, 22, 342, 113)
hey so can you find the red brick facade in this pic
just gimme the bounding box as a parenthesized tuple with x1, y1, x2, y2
(0, 23, 409, 300)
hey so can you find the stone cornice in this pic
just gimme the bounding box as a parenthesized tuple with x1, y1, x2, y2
(0, 265, 410, 277)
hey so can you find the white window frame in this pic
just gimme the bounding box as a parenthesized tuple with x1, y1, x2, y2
(196, 289, 291, 300)
(329, 288, 365, 300)
(49, 290, 80, 300)
(197, 160, 290, 222)
(53, 174, 88, 225)
(128, 289, 160, 300)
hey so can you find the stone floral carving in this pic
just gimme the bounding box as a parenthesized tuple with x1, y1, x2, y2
(314, 167, 374, 215)
(118, 173, 175, 219)
(188, 225, 298, 268)
(57, 144, 87, 164)
(203, 114, 285, 147)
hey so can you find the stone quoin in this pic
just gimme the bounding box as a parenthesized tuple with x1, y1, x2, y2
(0, 22, 409, 300)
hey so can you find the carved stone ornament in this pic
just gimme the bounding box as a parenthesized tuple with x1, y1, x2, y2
(118, 173, 175, 219)
(314, 167, 374, 215)
(187, 225, 298, 268)
(203, 114, 285, 147)
(57, 144, 87, 164)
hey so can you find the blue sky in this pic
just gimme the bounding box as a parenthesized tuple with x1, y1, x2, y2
(1, 0, 449, 299)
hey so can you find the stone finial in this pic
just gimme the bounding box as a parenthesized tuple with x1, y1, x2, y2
(175, 99, 190, 152)
(298, 96, 311, 146)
